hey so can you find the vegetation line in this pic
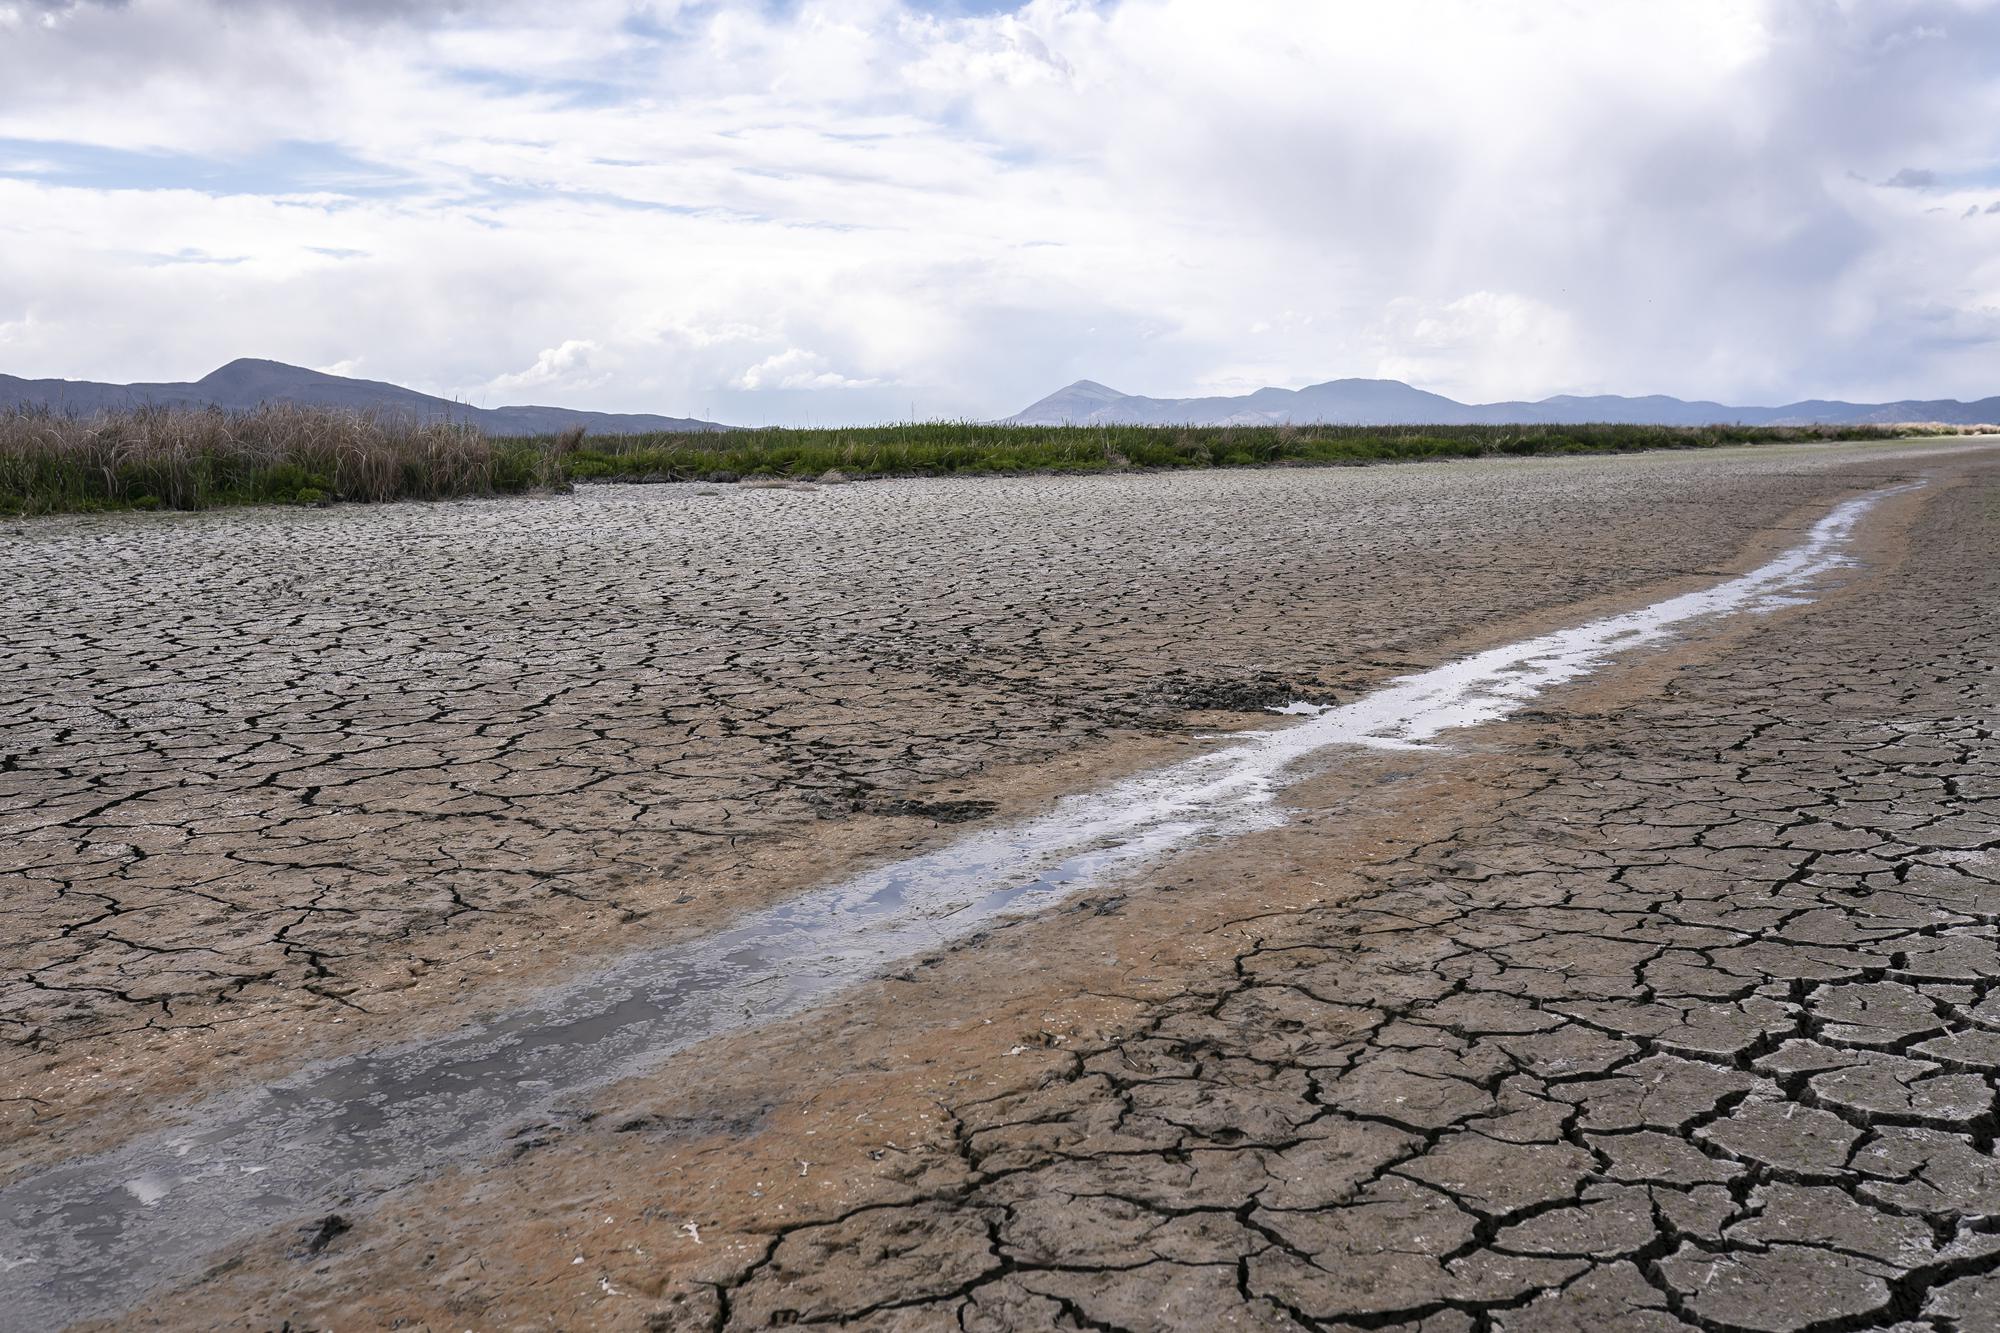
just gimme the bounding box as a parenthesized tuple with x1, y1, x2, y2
(1, 407, 1984, 516)
(564, 419, 1975, 485)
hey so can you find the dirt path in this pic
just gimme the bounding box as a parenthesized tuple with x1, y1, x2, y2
(19, 440, 1982, 1330)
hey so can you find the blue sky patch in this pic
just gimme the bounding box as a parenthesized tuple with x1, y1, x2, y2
(0, 138, 422, 198)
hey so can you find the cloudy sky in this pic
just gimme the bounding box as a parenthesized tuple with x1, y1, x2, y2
(2, 0, 1997, 424)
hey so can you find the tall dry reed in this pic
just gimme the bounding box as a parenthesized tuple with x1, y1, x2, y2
(0, 405, 562, 514)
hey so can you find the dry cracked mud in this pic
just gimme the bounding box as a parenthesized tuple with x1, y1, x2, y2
(5, 437, 1998, 1330)
(695, 453, 2000, 1332)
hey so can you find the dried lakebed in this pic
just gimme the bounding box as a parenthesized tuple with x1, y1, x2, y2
(8, 440, 1982, 1173)
(0, 479, 1931, 1326)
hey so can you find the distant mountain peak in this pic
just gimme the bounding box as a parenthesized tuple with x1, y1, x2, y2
(1047, 378, 1129, 400)
(195, 358, 360, 399)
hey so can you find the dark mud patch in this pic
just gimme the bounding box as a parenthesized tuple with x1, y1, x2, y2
(1154, 668, 1336, 713)
(865, 798, 1000, 823)
(295, 1214, 349, 1258)
(612, 1107, 772, 1142)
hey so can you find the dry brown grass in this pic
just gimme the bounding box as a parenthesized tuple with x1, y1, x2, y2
(0, 405, 563, 514)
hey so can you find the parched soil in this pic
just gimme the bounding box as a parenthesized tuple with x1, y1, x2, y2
(95, 457, 1998, 1331)
(9, 438, 1984, 1332)
(678, 460, 1999, 1332)
(5, 439, 1980, 1173)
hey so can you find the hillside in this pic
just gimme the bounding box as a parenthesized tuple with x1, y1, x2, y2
(0, 359, 731, 435)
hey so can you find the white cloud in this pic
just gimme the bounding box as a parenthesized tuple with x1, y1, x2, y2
(733, 348, 881, 392)
(0, 0, 1996, 422)
(487, 339, 608, 394)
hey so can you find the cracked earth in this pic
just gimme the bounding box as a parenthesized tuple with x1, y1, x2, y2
(700, 455, 2000, 1332)
(5, 438, 1997, 1330)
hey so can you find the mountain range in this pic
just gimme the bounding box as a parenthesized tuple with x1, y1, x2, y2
(6, 359, 1996, 432)
(1005, 378, 2000, 428)
(0, 359, 730, 435)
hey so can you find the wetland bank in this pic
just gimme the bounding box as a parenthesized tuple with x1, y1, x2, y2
(3, 435, 1997, 1329)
